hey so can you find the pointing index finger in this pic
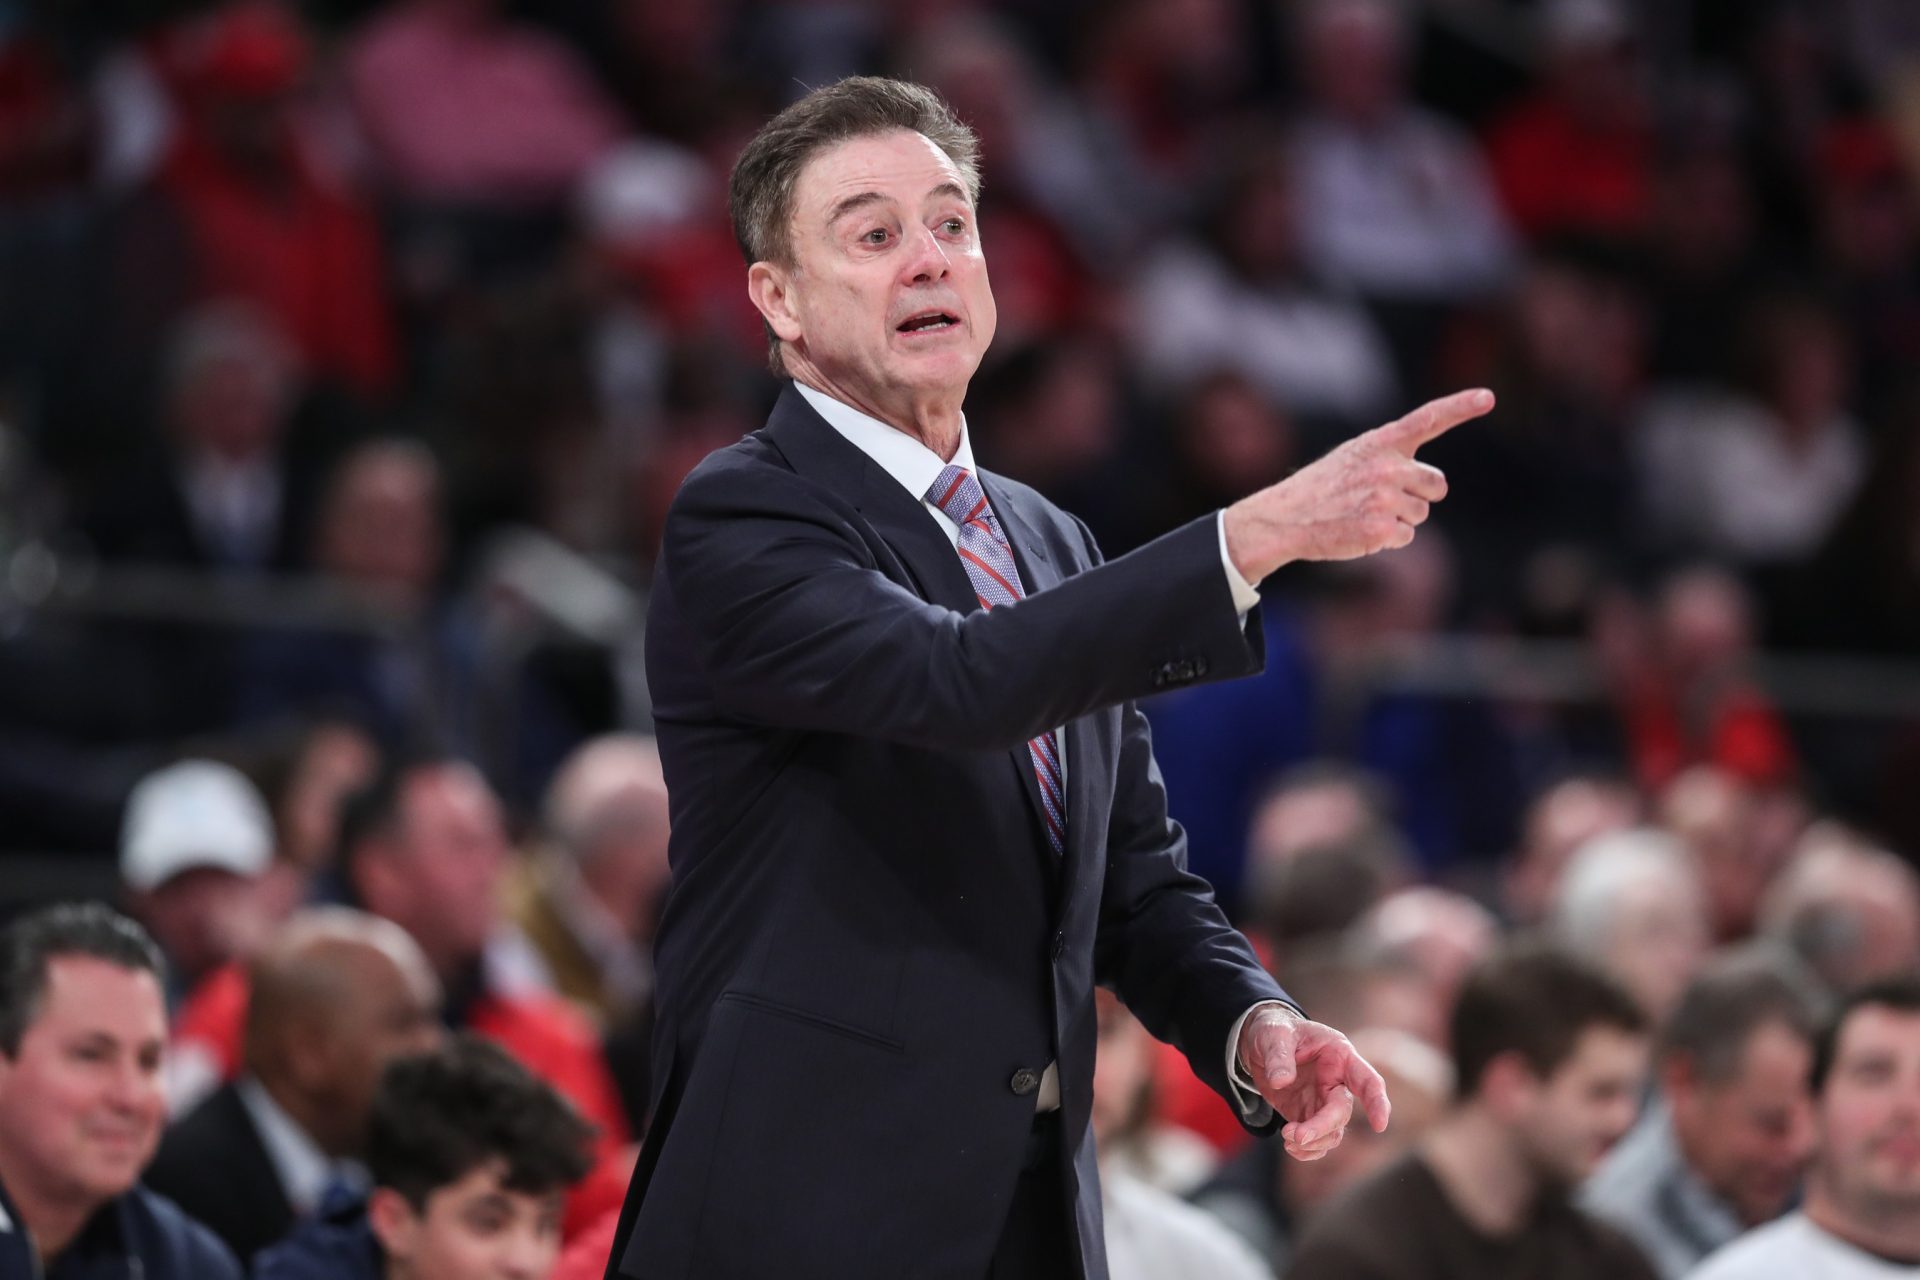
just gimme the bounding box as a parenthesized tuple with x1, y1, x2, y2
(1379, 387, 1495, 455)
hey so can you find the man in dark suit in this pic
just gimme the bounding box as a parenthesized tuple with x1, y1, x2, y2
(605, 76, 1490, 1280)
(145, 909, 442, 1267)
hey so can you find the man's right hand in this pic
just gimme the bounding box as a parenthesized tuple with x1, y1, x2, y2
(1223, 388, 1494, 584)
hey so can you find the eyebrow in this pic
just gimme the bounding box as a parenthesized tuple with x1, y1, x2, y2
(826, 182, 971, 227)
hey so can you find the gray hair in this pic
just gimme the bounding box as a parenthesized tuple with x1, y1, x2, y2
(729, 76, 981, 374)
(1658, 944, 1829, 1084)
(1551, 827, 1702, 955)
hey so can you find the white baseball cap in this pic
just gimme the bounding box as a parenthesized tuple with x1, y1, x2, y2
(120, 760, 274, 893)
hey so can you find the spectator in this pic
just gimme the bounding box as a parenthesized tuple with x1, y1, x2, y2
(345, 0, 622, 209)
(251, 715, 381, 898)
(1485, 0, 1654, 241)
(1129, 138, 1398, 431)
(1502, 773, 1641, 927)
(1091, 990, 1271, 1280)
(134, 0, 397, 399)
(1613, 575, 1799, 797)
(236, 440, 464, 751)
(1093, 989, 1224, 1197)
(1289, 0, 1516, 305)
(1758, 827, 1920, 995)
(1550, 827, 1711, 1025)
(1286, 945, 1655, 1280)
(507, 733, 670, 1132)
(1427, 242, 1649, 622)
(253, 1033, 594, 1280)
(83, 301, 315, 574)
(118, 758, 275, 1005)
(0, 903, 241, 1279)
(1348, 887, 1501, 1048)
(1662, 764, 1797, 943)
(508, 734, 667, 1031)
(1583, 946, 1828, 1278)
(166, 756, 630, 1158)
(1689, 977, 1920, 1279)
(1192, 1026, 1452, 1273)
(144, 908, 443, 1267)
(1638, 294, 1866, 568)
(336, 757, 629, 1151)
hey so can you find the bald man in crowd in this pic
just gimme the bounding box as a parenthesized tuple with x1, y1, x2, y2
(145, 909, 443, 1266)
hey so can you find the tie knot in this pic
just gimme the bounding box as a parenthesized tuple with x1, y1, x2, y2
(928, 464, 994, 532)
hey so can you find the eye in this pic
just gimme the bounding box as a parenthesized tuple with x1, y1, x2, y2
(861, 227, 890, 245)
(942, 216, 967, 235)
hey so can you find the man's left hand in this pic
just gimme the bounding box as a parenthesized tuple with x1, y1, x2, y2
(1237, 1004, 1391, 1162)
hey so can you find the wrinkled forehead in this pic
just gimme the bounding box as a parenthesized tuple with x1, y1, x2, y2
(792, 129, 972, 229)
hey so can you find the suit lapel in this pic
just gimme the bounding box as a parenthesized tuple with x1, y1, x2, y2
(762, 385, 978, 615)
(763, 388, 1068, 870)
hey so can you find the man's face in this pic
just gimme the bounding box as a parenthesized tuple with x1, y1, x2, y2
(1814, 1005, 1920, 1217)
(377, 767, 509, 973)
(1515, 1025, 1649, 1188)
(319, 948, 443, 1151)
(755, 129, 996, 420)
(0, 957, 168, 1208)
(1670, 1021, 1816, 1225)
(135, 866, 267, 985)
(372, 1160, 564, 1280)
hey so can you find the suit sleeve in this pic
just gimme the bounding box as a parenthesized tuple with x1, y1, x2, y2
(1067, 516, 1291, 1134)
(1094, 698, 1291, 1134)
(659, 459, 1260, 752)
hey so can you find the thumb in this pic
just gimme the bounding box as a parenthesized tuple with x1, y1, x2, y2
(1259, 1031, 1298, 1091)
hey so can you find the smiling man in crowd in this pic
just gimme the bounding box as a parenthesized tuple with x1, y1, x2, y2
(605, 74, 1494, 1279)
(0, 902, 240, 1280)
(1690, 976, 1920, 1279)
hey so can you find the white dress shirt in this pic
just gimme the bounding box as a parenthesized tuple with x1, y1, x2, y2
(795, 382, 1285, 1120)
(235, 1075, 366, 1216)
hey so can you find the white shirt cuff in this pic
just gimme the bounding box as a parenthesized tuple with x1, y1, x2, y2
(1216, 511, 1261, 618)
(1226, 999, 1302, 1120)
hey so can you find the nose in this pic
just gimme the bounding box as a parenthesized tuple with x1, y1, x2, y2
(899, 221, 951, 284)
(108, 1057, 163, 1119)
(495, 1239, 548, 1280)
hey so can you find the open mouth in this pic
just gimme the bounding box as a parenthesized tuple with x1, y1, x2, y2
(896, 310, 960, 335)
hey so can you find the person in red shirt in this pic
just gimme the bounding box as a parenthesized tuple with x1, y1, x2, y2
(140, 0, 398, 400)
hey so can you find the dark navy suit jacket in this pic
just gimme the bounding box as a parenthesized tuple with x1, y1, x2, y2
(606, 384, 1290, 1279)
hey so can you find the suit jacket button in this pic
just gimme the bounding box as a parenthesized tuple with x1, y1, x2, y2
(1009, 1068, 1040, 1096)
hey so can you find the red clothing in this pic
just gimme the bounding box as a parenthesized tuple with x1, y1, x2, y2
(1486, 98, 1650, 241)
(549, 1206, 620, 1280)
(155, 126, 398, 397)
(1621, 677, 1798, 792)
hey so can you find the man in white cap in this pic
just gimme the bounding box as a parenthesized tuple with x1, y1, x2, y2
(120, 759, 275, 1007)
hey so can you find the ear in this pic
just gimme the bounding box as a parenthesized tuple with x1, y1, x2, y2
(747, 261, 805, 345)
(1478, 1050, 1541, 1120)
(367, 1186, 418, 1262)
(1660, 1054, 1699, 1111)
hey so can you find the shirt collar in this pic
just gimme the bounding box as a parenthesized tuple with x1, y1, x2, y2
(236, 1075, 349, 1215)
(793, 381, 976, 507)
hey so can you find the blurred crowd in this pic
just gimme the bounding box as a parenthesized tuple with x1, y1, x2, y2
(5, 0, 1920, 1276)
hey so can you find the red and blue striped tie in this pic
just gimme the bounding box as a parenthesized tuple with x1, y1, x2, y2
(928, 464, 1066, 856)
